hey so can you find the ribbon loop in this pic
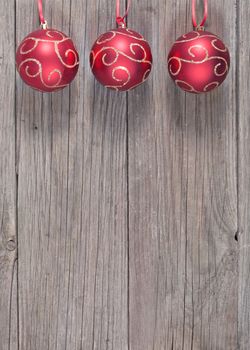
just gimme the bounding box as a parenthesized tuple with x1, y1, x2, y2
(116, 0, 131, 27)
(192, 0, 208, 30)
(116, 16, 126, 28)
(38, 0, 46, 26)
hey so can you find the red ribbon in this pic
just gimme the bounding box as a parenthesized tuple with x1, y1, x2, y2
(192, 0, 208, 29)
(38, 0, 46, 25)
(116, 0, 131, 27)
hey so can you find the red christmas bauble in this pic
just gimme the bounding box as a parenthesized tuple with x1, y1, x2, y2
(16, 29, 79, 92)
(90, 28, 152, 91)
(168, 31, 230, 93)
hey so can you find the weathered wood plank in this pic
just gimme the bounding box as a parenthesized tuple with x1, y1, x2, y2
(16, 0, 128, 349)
(0, 0, 17, 348)
(128, 0, 238, 349)
(238, 1, 250, 349)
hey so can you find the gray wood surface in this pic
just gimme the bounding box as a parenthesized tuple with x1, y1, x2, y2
(0, 0, 249, 349)
(16, 0, 128, 349)
(0, 0, 18, 349)
(238, 1, 250, 349)
(128, 0, 238, 349)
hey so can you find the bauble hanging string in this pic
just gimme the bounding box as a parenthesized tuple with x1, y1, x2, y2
(192, 0, 208, 30)
(16, 0, 79, 92)
(90, 0, 153, 91)
(167, 0, 230, 94)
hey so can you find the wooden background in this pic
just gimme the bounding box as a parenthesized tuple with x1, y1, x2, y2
(0, 0, 249, 349)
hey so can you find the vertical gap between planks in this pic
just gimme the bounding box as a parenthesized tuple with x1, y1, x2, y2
(126, 89, 130, 350)
(235, 0, 240, 239)
(65, 0, 72, 347)
(125, 0, 130, 349)
(235, 0, 240, 345)
(14, 0, 20, 348)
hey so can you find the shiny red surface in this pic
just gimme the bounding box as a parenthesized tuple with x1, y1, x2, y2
(168, 31, 230, 94)
(16, 29, 79, 92)
(90, 28, 152, 91)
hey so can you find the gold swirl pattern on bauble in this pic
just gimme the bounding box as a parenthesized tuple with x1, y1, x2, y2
(90, 28, 153, 91)
(167, 30, 230, 93)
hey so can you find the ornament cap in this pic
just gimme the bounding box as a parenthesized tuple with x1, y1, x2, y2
(41, 20, 48, 30)
(195, 25, 205, 31)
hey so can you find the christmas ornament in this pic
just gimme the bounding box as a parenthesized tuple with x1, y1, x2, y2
(167, 0, 230, 93)
(16, 0, 79, 92)
(90, 0, 152, 91)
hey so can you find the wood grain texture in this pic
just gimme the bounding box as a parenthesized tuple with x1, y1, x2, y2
(16, 0, 128, 349)
(128, 0, 238, 349)
(2, 0, 250, 349)
(238, 1, 250, 349)
(0, 0, 17, 349)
